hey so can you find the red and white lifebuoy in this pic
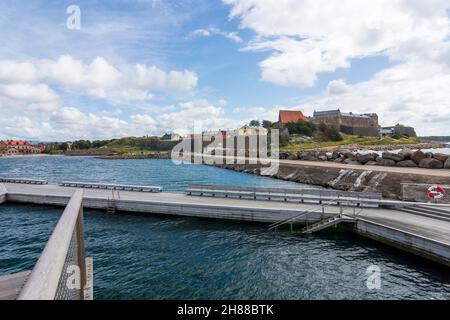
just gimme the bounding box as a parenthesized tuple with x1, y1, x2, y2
(427, 185, 445, 200)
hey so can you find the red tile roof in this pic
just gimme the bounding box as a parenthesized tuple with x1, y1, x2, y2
(278, 110, 306, 124)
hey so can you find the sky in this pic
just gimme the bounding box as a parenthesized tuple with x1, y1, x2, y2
(0, 0, 449, 141)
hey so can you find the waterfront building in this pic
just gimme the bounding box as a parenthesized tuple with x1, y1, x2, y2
(161, 133, 182, 141)
(235, 125, 268, 136)
(381, 124, 417, 138)
(311, 109, 380, 137)
(0, 140, 45, 155)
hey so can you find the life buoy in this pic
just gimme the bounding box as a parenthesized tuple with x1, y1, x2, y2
(427, 185, 445, 200)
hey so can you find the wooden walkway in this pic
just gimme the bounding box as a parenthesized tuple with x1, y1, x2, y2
(1, 182, 450, 267)
(0, 271, 30, 300)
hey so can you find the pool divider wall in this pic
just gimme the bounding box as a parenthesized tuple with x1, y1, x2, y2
(355, 219, 450, 267)
(5, 192, 336, 224)
(4, 184, 450, 267)
(0, 184, 6, 204)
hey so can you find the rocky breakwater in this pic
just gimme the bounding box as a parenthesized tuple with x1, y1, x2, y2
(280, 149, 450, 169)
(212, 148, 450, 201)
(97, 152, 170, 160)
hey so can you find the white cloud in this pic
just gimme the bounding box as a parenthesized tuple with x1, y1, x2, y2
(0, 98, 236, 140)
(224, 0, 450, 135)
(326, 79, 351, 95)
(0, 83, 57, 102)
(301, 59, 450, 135)
(0, 60, 37, 83)
(0, 55, 198, 105)
(190, 27, 243, 43)
(225, 0, 450, 87)
(135, 64, 198, 91)
(157, 99, 232, 135)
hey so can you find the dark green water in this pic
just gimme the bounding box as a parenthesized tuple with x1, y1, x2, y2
(0, 157, 449, 299)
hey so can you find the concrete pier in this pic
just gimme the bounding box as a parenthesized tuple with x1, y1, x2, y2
(1, 182, 450, 267)
(0, 184, 6, 204)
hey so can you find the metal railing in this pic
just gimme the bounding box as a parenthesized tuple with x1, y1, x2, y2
(59, 181, 162, 193)
(187, 184, 382, 199)
(268, 197, 344, 230)
(0, 178, 48, 185)
(17, 189, 93, 300)
(187, 184, 382, 207)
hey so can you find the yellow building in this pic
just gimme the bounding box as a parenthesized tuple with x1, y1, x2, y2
(236, 125, 268, 136)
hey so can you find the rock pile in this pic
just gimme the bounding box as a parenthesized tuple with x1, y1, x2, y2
(279, 149, 450, 169)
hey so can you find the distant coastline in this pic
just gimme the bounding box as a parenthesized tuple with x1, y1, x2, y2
(0, 154, 62, 159)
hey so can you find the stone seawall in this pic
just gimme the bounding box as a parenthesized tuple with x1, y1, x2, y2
(280, 148, 450, 169)
(97, 152, 170, 160)
(211, 162, 450, 201)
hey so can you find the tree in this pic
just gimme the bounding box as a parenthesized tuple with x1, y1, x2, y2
(287, 120, 316, 136)
(317, 123, 343, 141)
(249, 120, 261, 127)
(73, 140, 92, 150)
(60, 142, 69, 152)
(262, 120, 273, 129)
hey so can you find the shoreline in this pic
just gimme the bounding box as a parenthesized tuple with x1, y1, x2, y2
(0, 154, 63, 159)
(284, 142, 449, 152)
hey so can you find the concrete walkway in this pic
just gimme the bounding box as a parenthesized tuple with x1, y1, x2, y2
(2, 182, 450, 266)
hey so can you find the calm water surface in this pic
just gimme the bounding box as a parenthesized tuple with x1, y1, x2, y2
(0, 157, 449, 299)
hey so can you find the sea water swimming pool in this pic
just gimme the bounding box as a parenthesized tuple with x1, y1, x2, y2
(0, 157, 449, 299)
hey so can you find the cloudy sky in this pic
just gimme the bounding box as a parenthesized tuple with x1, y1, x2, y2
(0, 0, 449, 140)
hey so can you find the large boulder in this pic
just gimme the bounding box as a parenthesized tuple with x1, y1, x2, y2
(356, 153, 376, 164)
(365, 161, 379, 166)
(411, 150, 427, 164)
(418, 158, 444, 169)
(344, 158, 362, 165)
(301, 151, 318, 161)
(445, 158, 450, 169)
(433, 153, 450, 162)
(340, 149, 355, 159)
(396, 160, 417, 167)
(382, 151, 404, 162)
(331, 151, 340, 160)
(398, 148, 413, 160)
(377, 158, 396, 166)
(286, 152, 298, 160)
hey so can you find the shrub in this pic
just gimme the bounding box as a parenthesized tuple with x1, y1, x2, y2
(287, 120, 316, 136)
(317, 123, 343, 141)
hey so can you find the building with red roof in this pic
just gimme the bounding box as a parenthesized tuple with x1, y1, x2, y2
(278, 110, 306, 125)
(0, 140, 45, 156)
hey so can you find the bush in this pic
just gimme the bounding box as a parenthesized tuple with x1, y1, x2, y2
(317, 123, 343, 141)
(287, 120, 316, 136)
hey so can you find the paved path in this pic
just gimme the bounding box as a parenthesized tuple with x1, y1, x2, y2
(278, 159, 450, 177)
(199, 154, 450, 177)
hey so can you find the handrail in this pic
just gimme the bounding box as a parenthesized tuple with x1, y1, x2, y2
(268, 197, 343, 230)
(18, 189, 85, 300)
(187, 184, 382, 199)
(0, 178, 48, 185)
(59, 181, 162, 192)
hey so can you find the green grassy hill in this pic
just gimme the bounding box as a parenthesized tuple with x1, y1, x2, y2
(281, 134, 421, 151)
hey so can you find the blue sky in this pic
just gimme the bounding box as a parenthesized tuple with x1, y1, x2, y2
(0, 0, 449, 140)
